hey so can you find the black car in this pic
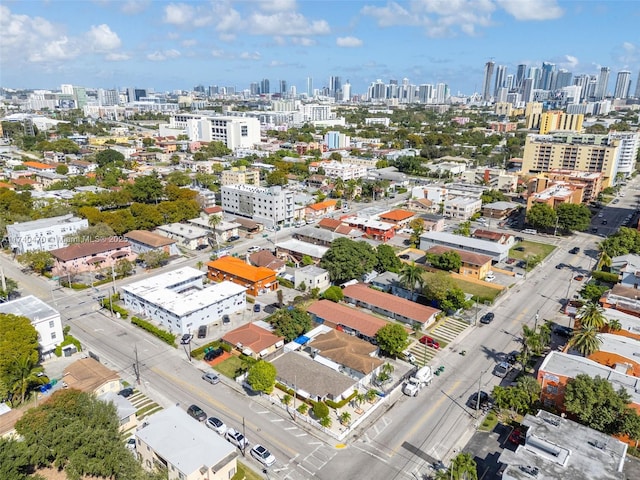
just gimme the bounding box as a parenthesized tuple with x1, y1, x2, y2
(553, 325, 574, 338)
(399, 254, 410, 260)
(506, 350, 519, 365)
(228, 235, 240, 242)
(196, 244, 208, 250)
(222, 314, 231, 324)
(197, 325, 207, 338)
(467, 391, 490, 409)
(480, 312, 495, 324)
(569, 247, 580, 254)
(204, 348, 224, 361)
(180, 333, 193, 345)
(118, 387, 134, 398)
(555, 263, 565, 269)
(187, 404, 207, 422)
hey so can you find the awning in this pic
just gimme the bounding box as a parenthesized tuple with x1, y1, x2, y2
(294, 335, 310, 345)
(111, 251, 128, 259)
(86, 257, 105, 264)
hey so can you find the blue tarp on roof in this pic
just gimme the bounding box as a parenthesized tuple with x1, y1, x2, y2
(294, 335, 310, 345)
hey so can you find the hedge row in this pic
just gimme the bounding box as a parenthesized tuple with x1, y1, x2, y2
(99, 296, 129, 319)
(191, 341, 231, 358)
(131, 316, 176, 346)
(591, 270, 618, 284)
(277, 277, 294, 289)
(54, 334, 82, 357)
(325, 390, 358, 409)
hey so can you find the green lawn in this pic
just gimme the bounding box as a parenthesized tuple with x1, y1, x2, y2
(509, 240, 556, 260)
(214, 355, 255, 379)
(422, 271, 502, 302)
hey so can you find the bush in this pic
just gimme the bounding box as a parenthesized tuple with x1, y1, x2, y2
(99, 295, 129, 319)
(312, 401, 330, 419)
(322, 286, 344, 303)
(325, 390, 358, 409)
(54, 334, 82, 357)
(278, 277, 294, 289)
(245, 296, 255, 304)
(591, 270, 618, 284)
(131, 316, 176, 346)
(191, 341, 230, 358)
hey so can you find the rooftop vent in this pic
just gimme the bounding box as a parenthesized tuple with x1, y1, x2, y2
(543, 417, 561, 427)
(589, 440, 606, 450)
(519, 465, 539, 477)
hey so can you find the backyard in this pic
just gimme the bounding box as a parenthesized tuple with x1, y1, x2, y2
(214, 354, 256, 379)
(509, 240, 556, 261)
(422, 271, 502, 303)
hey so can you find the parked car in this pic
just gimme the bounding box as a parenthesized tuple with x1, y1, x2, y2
(197, 325, 207, 338)
(506, 350, 519, 365)
(247, 246, 262, 253)
(569, 247, 580, 254)
(493, 361, 511, 378)
(419, 336, 440, 349)
(251, 444, 276, 467)
(574, 274, 585, 281)
(118, 387, 134, 398)
(125, 436, 136, 451)
(467, 391, 490, 409)
(553, 325, 574, 338)
(480, 312, 495, 324)
(226, 428, 249, 449)
(180, 333, 193, 345)
(253, 303, 261, 312)
(399, 254, 410, 260)
(514, 246, 525, 251)
(202, 372, 220, 385)
(222, 314, 231, 324)
(509, 429, 525, 445)
(403, 351, 417, 364)
(228, 235, 240, 242)
(187, 404, 207, 422)
(206, 416, 227, 435)
(204, 348, 224, 361)
(506, 258, 515, 264)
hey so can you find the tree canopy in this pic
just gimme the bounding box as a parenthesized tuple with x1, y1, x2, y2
(599, 227, 640, 257)
(375, 244, 402, 273)
(556, 203, 592, 233)
(427, 250, 461, 272)
(246, 360, 277, 394)
(322, 286, 344, 303)
(270, 307, 312, 342)
(0, 314, 40, 405)
(375, 323, 409, 357)
(95, 149, 125, 168)
(480, 189, 506, 204)
(423, 272, 467, 312)
(526, 203, 557, 231)
(320, 238, 377, 283)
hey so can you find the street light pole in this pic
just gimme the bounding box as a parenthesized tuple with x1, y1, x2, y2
(534, 310, 540, 330)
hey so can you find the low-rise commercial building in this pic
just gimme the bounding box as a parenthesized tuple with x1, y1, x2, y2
(123, 230, 180, 256)
(7, 214, 88, 254)
(207, 256, 278, 296)
(420, 231, 509, 263)
(136, 406, 238, 480)
(122, 267, 246, 334)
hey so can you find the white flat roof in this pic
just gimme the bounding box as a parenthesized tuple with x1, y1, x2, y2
(136, 406, 236, 475)
(122, 267, 245, 317)
(0, 295, 58, 320)
(6, 214, 85, 233)
(156, 223, 209, 239)
(275, 239, 329, 259)
(420, 231, 510, 254)
(597, 333, 640, 364)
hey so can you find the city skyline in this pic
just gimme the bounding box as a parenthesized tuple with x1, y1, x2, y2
(1, 1, 640, 96)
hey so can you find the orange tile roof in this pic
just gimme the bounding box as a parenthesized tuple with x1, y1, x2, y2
(222, 323, 284, 354)
(12, 178, 38, 186)
(318, 218, 342, 230)
(208, 256, 276, 283)
(307, 300, 389, 337)
(379, 209, 415, 221)
(308, 199, 338, 211)
(426, 245, 492, 267)
(0, 182, 14, 189)
(23, 161, 54, 170)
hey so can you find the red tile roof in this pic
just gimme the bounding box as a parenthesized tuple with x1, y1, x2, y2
(208, 256, 276, 283)
(379, 209, 415, 222)
(50, 238, 131, 262)
(307, 300, 389, 337)
(222, 323, 284, 355)
(318, 218, 342, 230)
(426, 245, 492, 267)
(203, 206, 223, 214)
(342, 283, 440, 324)
(308, 199, 337, 211)
(23, 161, 54, 170)
(473, 229, 504, 241)
(124, 230, 176, 247)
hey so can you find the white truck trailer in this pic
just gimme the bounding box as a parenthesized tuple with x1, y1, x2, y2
(402, 366, 433, 397)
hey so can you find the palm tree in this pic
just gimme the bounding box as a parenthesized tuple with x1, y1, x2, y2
(208, 214, 221, 252)
(196, 260, 204, 271)
(576, 302, 606, 330)
(436, 452, 478, 480)
(520, 325, 542, 371)
(568, 326, 603, 356)
(8, 354, 47, 406)
(319, 416, 332, 429)
(400, 262, 424, 299)
(607, 318, 622, 332)
(596, 250, 612, 271)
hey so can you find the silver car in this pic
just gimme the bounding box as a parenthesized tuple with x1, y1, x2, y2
(205, 416, 227, 435)
(493, 362, 511, 378)
(202, 372, 220, 385)
(251, 444, 276, 467)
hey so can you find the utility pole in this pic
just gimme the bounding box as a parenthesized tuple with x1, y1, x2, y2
(242, 417, 247, 457)
(133, 345, 141, 384)
(476, 370, 486, 418)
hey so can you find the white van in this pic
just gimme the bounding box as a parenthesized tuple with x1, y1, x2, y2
(485, 271, 496, 282)
(522, 228, 537, 235)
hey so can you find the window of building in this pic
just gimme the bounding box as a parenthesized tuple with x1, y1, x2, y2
(51, 332, 57, 340)
(49, 320, 55, 328)
(546, 385, 558, 394)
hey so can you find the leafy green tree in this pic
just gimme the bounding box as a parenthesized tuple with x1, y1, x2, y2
(312, 401, 330, 419)
(15, 389, 149, 480)
(556, 203, 592, 232)
(320, 238, 377, 284)
(375, 323, 408, 357)
(375, 244, 402, 273)
(139, 251, 169, 269)
(568, 326, 602, 356)
(526, 203, 557, 231)
(130, 203, 164, 230)
(55, 164, 69, 175)
(208, 214, 222, 251)
(0, 437, 31, 480)
(427, 250, 462, 272)
(452, 221, 471, 237)
(6, 353, 46, 406)
(564, 374, 631, 434)
(114, 259, 134, 278)
(95, 148, 125, 168)
(322, 286, 344, 302)
(576, 302, 606, 330)
(440, 452, 478, 480)
(301, 255, 315, 266)
(270, 307, 312, 342)
(422, 271, 467, 312)
(164, 170, 191, 187)
(66, 223, 116, 243)
(0, 277, 19, 301)
(16, 251, 54, 274)
(266, 169, 288, 186)
(621, 409, 640, 448)
(102, 209, 137, 235)
(246, 360, 277, 394)
(480, 189, 506, 204)
(599, 227, 640, 257)
(128, 172, 164, 203)
(579, 283, 608, 302)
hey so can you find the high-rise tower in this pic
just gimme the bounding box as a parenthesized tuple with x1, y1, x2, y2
(614, 70, 632, 99)
(516, 64, 527, 89)
(541, 62, 556, 90)
(482, 60, 495, 101)
(595, 67, 610, 100)
(494, 65, 507, 97)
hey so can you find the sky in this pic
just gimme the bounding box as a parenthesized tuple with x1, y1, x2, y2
(1, 0, 640, 96)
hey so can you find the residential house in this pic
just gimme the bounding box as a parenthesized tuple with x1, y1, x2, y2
(221, 322, 284, 359)
(601, 284, 640, 318)
(136, 406, 238, 480)
(22, 160, 55, 173)
(34, 171, 67, 188)
(498, 409, 628, 480)
(207, 256, 278, 296)
(7, 214, 88, 254)
(481, 201, 521, 221)
(155, 223, 210, 250)
(306, 300, 391, 344)
(305, 199, 338, 220)
(293, 226, 347, 247)
(248, 250, 286, 273)
(63, 358, 121, 395)
(378, 209, 416, 227)
(307, 174, 329, 189)
(122, 267, 246, 334)
(425, 246, 493, 280)
(123, 230, 180, 256)
(342, 283, 440, 329)
(342, 216, 396, 242)
(0, 295, 63, 355)
(610, 254, 640, 289)
(0, 404, 24, 439)
(275, 239, 329, 266)
(587, 333, 640, 377)
(471, 229, 515, 247)
(187, 216, 240, 243)
(420, 231, 510, 263)
(294, 265, 330, 291)
(98, 391, 138, 432)
(50, 238, 135, 277)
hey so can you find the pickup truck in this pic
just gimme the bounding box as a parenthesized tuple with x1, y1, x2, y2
(402, 366, 433, 397)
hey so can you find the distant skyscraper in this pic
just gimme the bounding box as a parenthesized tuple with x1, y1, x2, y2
(482, 60, 495, 101)
(329, 76, 342, 100)
(614, 70, 632, 99)
(595, 67, 610, 100)
(98, 88, 118, 106)
(541, 62, 555, 90)
(279, 80, 287, 95)
(516, 64, 527, 89)
(522, 78, 534, 103)
(260, 78, 270, 95)
(528, 67, 541, 89)
(208, 85, 218, 96)
(418, 84, 434, 103)
(635, 72, 640, 99)
(435, 83, 449, 104)
(307, 77, 313, 97)
(555, 69, 572, 89)
(342, 81, 351, 102)
(494, 65, 507, 97)
(250, 82, 259, 95)
(505, 74, 514, 91)
(61, 84, 74, 95)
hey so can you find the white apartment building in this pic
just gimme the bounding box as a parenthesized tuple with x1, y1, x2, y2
(221, 167, 261, 186)
(460, 168, 518, 192)
(121, 267, 246, 335)
(0, 295, 63, 355)
(7, 214, 89, 254)
(608, 131, 639, 177)
(320, 161, 368, 181)
(160, 113, 260, 150)
(221, 184, 294, 227)
(443, 196, 482, 220)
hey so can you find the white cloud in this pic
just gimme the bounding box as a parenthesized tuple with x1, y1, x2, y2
(616, 41, 639, 65)
(336, 36, 363, 48)
(257, 0, 297, 12)
(218, 33, 236, 42)
(181, 39, 197, 47)
(269, 60, 284, 67)
(562, 54, 579, 69)
(496, 0, 564, 20)
(147, 49, 181, 61)
(211, 49, 225, 58)
(87, 24, 122, 52)
(120, 0, 150, 15)
(291, 37, 316, 46)
(163, 3, 196, 26)
(29, 36, 79, 63)
(105, 52, 131, 61)
(239, 51, 261, 60)
(361, 2, 421, 27)
(248, 12, 330, 36)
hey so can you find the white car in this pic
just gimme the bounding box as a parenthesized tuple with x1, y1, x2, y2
(225, 428, 249, 449)
(251, 444, 276, 467)
(247, 246, 262, 253)
(206, 417, 227, 435)
(125, 436, 136, 451)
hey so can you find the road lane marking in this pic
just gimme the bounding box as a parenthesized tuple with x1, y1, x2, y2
(353, 444, 390, 463)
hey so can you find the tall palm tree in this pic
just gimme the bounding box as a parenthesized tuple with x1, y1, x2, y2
(568, 326, 603, 356)
(576, 302, 606, 330)
(208, 214, 221, 252)
(596, 250, 612, 271)
(400, 262, 424, 298)
(8, 354, 46, 406)
(607, 318, 622, 332)
(520, 325, 543, 370)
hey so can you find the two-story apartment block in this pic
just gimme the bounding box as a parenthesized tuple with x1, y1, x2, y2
(443, 196, 482, 220)
(155, 223, 210, 250)
(342, 216, 396, 242)
(221, 184, 294, 227)
(526, 182, 584, 211)
(7, 214, 88, 254)
(425, 245, 493, 280)
(122, 267, 246, 334)
(0, 295, 64, 355)
(123, 230, 180, 256)
(50, 238, 135, 277)
(207, 256, 278, 296)
(221, 167, 260, 186)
